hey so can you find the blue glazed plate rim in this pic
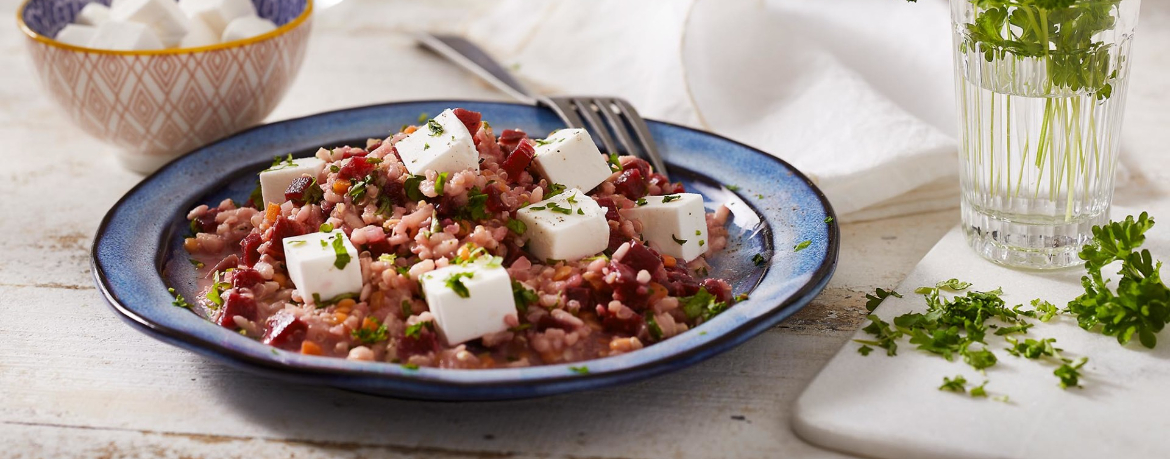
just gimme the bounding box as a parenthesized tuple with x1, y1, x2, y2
(91, 100, 839, 399)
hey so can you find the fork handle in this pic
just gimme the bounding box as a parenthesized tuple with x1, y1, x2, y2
(416, 33, 539, 106)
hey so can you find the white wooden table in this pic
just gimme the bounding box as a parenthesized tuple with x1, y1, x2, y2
(2, 1, 1166, 457)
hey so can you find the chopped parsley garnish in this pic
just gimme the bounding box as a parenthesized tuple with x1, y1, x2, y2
(351, 319, 389, 344)
(348, 174, 375, 202)
(434, 172, 449, 195)
(970, 381, 989, 398)
(319, 223, 333, 233)
(724, 184, 741, 192)
(569, 366, 589, 374)
(400, 299, 412, 318)
(679, 287, 728, 321)
(424, 143, 430, 150)
(755, 194, 765, 199)
(404, 320, 433, 338)
(512, 280, 538, 314)
(248, 180, 263, 208)
(534, 137, 560, 146)
(168, 288, 193, 309)
(793, 240, 812, 252)
(935, 278, 972, 291)
(402, 363, 420, 370)
(188, 258, 205, 269)
(1066, 212, 1170, 348)
(662, 195, 681, 203)
(635, 198, 647, 206)
(457, 188, 490, 221)
(853, 314, 900, 356)
(824, 216, 834, 223)
(546, 202, 572, 215)
(645, 312, 664, 341)
(751, 254, 767, 267)
(857, 345, 874, 356)
(417, 112, 428, 123)
(330, 165, 341, 173)
(545, 183, 567, 199)
(576, 208, 584, 215)
(265, 154, 295, 171)
(1005, 337, 1058, 359)
(426, 119, 443, 136)
(607, 152, 621, 172)
(311, 292, 357, 308)
(671, 234, 688, 245)
(865, 286, 898, 311)
(404, 175, 426, 202)
(528, 206, 546, 211)
(205, 273, 230, 308)
(939, 375, 968, 393)
(331, 233, 351, 269)
(506, 218, 527, 235)
(1055, 357, 1088, 389)
(445, 271, 474, 298)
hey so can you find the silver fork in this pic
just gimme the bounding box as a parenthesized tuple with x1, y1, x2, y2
(416, 33, 669, 180)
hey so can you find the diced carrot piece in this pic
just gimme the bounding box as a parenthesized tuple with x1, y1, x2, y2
(183, 237, 199, 253)
(336, 298, 357, 310)
(265, 203, 280, 222)
(332, 179, 351, 194)
(553, 266, 573, 281)
(404, 126, 418, 134)
(300, 341, 323, 355)
(662, 255, 677, 268)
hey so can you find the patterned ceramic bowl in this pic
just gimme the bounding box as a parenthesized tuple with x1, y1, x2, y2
(18, 0, 312, 173)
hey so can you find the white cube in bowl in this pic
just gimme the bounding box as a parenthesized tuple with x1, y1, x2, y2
(395, 109, 479, 176)
(75, 3, 111, 26)
(283, 230, 363, 304)
(179, 16, 220, 48)
(515, 188, 610, 262)
(110, 0, 190, 48)
(419, 262, 517, 345)
(221, 15, 277, 43)
(179, 0, 256, 36)
(531, 128, 613, 193)
(259, 157, 326, 207)
(88, 21, 164, 51)
(54, 24, 97, 47)
(622, 193, 708, 261)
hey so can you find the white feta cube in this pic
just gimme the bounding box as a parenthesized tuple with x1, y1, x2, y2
(55, 24, 97, 47)
(178, 0, 256, 37)
(419, 261, 517, 345)
(531, 128, 614, 193)
(395, 109, 479, 176)
(515, 188, 609, 262)
(110, 0, 190, 48)
(87, 21, 164, 51)
(622, 193, 708, 262)
(220, 15, 276, 43)
(282, 230, 363, 304)
(75, 3, 111, 26)
(179, 15, 219, 48)
(258, 157, 325, 207)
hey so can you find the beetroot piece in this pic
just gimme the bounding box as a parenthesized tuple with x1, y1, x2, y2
(485, 184, 509, 213)
(452, 108, 483, 135)
(379, 178, 406, 208)
(701, 278, 733, 304)
(284, 176, 316, 204)
(500, 139, 535, 183)
(614, 168, 648, 200)
(608, 260, 652, 310)
(240, 233, 262, 267)
(268, 216, 306, 258)
(564, 287, 596, 310)
(193, 208, 220, 234)
(620, 240, 663, 274)
(623, 157, 651, 176)
(594, 197, 621, 222)
(664, 265, 701, 297)
(338, 156, 376, 180)
(498, 129, 528, 152)
(596, 304, 644, 336)
(649, 173, 685, 194)
(216, 289, 257, 328)
(231, 267, 264, 290)
(262, 311, 308, 351)
(398, 329, 440, 358)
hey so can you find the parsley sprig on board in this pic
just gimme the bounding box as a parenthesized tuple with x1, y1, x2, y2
(1066, 212, 1170, 348)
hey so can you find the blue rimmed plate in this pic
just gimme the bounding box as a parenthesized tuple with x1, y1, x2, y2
(92, 100, 839, 400)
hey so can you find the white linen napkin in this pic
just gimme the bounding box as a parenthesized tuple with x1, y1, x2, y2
(463, 0, 963, 221)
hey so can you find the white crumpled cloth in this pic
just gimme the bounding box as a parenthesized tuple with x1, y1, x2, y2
(462, 0, 962, 221)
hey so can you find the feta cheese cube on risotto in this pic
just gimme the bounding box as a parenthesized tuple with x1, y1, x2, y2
(419, 261, 517, 345)
(87, 21, 164, 51)
(220, 15, 276, 43)
(515, 188, 609, 262)
(531, 128, 613, 193)
(282, 230, 363, 304)
(75, 3, 111, 26)
(395, 109, 479, 176)
(178, 0, 256, 37)
(110, 0, 191, 48)
(258, 157, 325, 207)
(622, 193, 708, 262)
(55, 24, 97, 47)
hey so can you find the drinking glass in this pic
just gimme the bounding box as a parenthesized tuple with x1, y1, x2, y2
(950, 0, 1142, 269)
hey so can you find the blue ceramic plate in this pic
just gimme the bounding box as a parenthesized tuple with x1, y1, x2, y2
(92, 101, 839, 400)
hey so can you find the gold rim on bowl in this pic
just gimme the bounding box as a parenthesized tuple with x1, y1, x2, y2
(16, 0, 313, 55)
